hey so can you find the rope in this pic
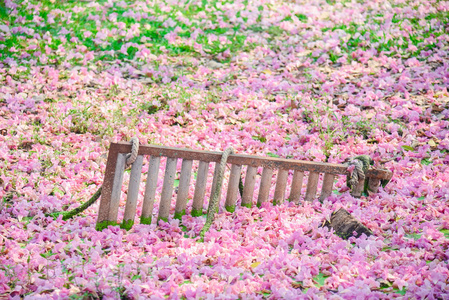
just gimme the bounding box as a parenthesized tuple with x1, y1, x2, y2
(347, 158, 365, 188)
(126, 137, 139, 167)
(346, 155, 372, 188)
(48, 137, 139, 220)
(200, 147, 234, 239)
(49, 187, 103, 220)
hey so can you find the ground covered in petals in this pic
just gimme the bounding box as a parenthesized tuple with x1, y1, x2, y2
(1, 0, 449, 299)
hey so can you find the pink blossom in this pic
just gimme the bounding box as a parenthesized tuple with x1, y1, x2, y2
(1, 0, 449, 298)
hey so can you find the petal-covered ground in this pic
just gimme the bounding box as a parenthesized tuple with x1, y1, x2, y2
(1, 0, 449, 298)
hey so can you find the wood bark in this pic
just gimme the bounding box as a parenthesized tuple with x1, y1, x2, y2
(324, 208, 372, 239)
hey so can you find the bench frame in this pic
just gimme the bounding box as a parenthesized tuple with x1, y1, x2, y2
(96, 142, 393, 230)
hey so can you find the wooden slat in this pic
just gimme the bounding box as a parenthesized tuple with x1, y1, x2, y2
(289, 170, 304, 204)
(225, 164, 242, 212)
(210, 162, 220, 201)
(209, 162, 227, 213)
(257, 168, 273, 207)
(368, 178, 381, 194)
(304, 172, 319, 201)
(108, 153, 126, 223)
(351, 177, 365, 198)
(273, 169, 288, 205)
(174, 159, 193, 219)
(192, 161, 209, 216)
(122, 155, 144, 229)
(157, 157, 177, 222)
(241, 166, 257, 208)
(140, 156, 161, 225)
(96, 151, 125, 229)
(319, 173, 334, 202)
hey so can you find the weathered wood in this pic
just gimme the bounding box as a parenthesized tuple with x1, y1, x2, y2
(241, 166, 257, 208)
(98, 142, 394, 231)
(225, 164, 242, 212)
(96, 151, 125, 229)
(324, 208, 372, 239)
(319, 173, 335, 202)
(289, 170, 304, 204)
(351, 177, 365, 198)
(140, 156, 160, 225)
(273, 169, 288, 205)
(174, 159, 193, 219)
(122, 155, 144, 229)
(367, 178, 381, 195)
(257, 168, 273, 207)
(108, 142, 393, 180)
(210, 162, 220, 203)
(108, 153, 127, 223)
(366, 168, 393, 181)
(158, 157, 177, 222)
(192, 161, 209, 216)
(304, 172, 319, 201)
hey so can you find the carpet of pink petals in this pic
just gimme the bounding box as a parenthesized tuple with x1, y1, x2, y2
(1, 0, 449, 299)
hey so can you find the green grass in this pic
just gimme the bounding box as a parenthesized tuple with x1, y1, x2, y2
(0, 0, 258, 65)
(0, 1, 8, 21)
(313, 272, 329, 287)
(440, 229, 449, 239)
(316, 11, 449, 62)
(405, 233, 422, 240)
(3, 0, 447, 67)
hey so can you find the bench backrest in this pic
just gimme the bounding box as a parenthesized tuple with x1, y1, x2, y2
(96, 142, 393, 230)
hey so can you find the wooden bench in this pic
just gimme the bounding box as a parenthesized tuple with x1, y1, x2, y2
(96, 142, 393, 230)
